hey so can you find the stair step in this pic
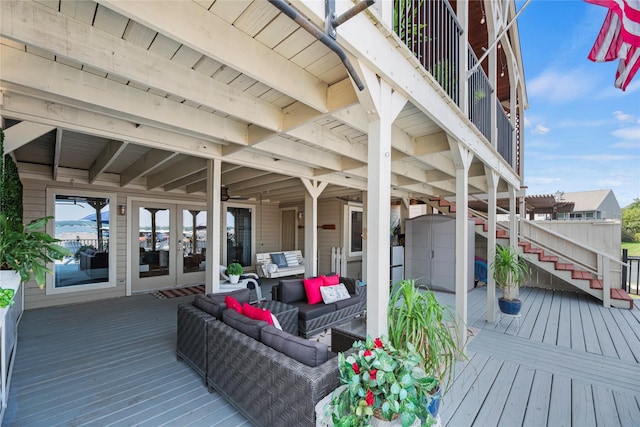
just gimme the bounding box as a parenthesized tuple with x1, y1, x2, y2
(555, 263, 575, 271)
(539, 255, 559, 262)
(572, 270, 592, 280)
(611, 289, 634, 309)
(496, 229, 509, 238)
(525, 247, 544, 254)
(590, 279, 603, 290)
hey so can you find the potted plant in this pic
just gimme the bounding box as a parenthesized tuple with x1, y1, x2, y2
(226, 262, 243, 284)
(387, 279, 462, 419)
(491, 244, 529, 315)
(0, 214, 71, 297)
(327, 335, 436, 427)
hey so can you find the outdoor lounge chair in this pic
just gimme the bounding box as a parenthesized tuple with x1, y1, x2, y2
(219, 265, 264, 303)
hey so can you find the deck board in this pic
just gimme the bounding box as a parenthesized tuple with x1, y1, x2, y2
(5, 286, 640, 427)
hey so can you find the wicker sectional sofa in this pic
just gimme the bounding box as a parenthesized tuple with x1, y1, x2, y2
(272, 276, 366, 338)
(176, 289, 340, 427)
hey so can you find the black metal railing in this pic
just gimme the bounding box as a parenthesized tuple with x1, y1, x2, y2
(394, 0, 463, 105)
(622, 249, 640, 295)
(497, 99, 514, 167)
(468, 48, 493, 142)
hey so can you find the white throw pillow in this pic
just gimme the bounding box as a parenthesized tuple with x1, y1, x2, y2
(267, 263, 279, 274)
(284, 252, 299, 266)
(320, 283, 351, 304)
(271, 313, 282, 330)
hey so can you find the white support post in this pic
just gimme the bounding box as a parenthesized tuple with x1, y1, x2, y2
(509, 185, 517, 249)
(206, 159, 221, 294)
(357, 63, 406, 338)
(486, 168, 499, 323)
(449, 138, 473, 348)
(301, 178, 327, 278)
(602, 255, 611, 308)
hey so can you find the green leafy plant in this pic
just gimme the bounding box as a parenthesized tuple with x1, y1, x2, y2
(328, 336, 436, 427)
(226, 262, 243, 276)
(387, 279, 461, 394)
(0, 214, 71, 289)
(0, 128, 24, 222)
(0, 288, 16, 308)
(491, 245, 529, 301)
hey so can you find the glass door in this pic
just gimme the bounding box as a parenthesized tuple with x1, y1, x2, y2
(225, 205, 253, 269)
(131, 201, 207, 293)
(177, 207, 207, 285)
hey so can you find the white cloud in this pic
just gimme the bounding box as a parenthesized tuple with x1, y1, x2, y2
(612, 126, 640, 140)
(526, 176, 563, 185)
(611, 140, 640, 149)
(532, 124, 550, 135)
(613, 110, 634, 122)
(528, 68, 595, 104)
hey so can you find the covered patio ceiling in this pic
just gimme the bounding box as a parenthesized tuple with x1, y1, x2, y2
(1, 0, 514, 205)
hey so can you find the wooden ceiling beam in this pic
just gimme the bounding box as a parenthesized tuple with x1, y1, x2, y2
(89, 140, 128, 184)
(147, 157, 207, 189)
(120, 149, 178, 186)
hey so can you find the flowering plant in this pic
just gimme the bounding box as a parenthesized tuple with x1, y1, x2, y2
(328, 335, 437, 427)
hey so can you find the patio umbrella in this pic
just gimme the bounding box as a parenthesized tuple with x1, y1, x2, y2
(81, 211, 110, 224)
(586, 0, 640, 91)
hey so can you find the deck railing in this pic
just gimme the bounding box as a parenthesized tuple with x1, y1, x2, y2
(622, 250, 640, 295)
(468, 49, 493, 142)
(394, 0, 462, 105)
(393, 0, 517, 171)
(497, 100, 514, 166)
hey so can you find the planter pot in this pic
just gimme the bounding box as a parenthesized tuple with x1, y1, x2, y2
(229, 274, 240, 284)
(0, 270, 21, 290)
(498, 297, 522, 315)
(370, 412, 420, 427)
(427, 384, 442, 419)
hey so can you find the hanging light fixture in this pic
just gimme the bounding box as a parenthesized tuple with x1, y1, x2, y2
(480, 1, 486, 25)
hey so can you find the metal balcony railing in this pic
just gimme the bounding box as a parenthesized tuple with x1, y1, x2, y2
(497, 99, 515, 167)
(468, 48, 493, 142)
(393, 0, 517, 172)
(393, 0, 462, 105)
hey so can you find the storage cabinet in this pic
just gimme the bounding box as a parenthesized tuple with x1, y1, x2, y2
(405, 214, 475, 292)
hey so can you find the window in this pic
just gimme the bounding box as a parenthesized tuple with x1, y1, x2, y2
(348, 206, 363, 257)
(47, 189, 116, 293)
(226, 205, 253, 267)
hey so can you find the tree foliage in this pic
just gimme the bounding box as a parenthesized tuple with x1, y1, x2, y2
(622, 198, 640, 242)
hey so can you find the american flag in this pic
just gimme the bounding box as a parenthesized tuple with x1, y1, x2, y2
(586, 0, 640, 91)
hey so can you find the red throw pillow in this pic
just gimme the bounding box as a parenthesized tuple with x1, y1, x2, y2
(224, 295, 243, 314)
(242, 303, 273, 325)
(321, 274, 340, 286)
(303, 277, 325, 304)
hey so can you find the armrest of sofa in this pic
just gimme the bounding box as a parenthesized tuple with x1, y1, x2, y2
(176, 303, 217, 382)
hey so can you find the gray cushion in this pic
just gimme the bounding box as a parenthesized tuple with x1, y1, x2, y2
(339, 277, 357, 295)
(293, 301, 335, 321)
(206, 288, 251, 305)
(270, 253, 288, 268)
(193, 294, 223, 318)
(222, 309, 268, 341)
(260, 325, 329, 367)
(334, 295, 359, 310)
(278, 279, 306, 303)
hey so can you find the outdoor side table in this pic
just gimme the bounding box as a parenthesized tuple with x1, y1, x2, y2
(255, 300, 298, 336)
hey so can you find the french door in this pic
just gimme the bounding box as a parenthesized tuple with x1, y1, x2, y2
(131, 201, 207, 293)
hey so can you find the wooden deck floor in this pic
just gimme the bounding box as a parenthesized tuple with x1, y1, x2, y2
(4, 286, 640, 426)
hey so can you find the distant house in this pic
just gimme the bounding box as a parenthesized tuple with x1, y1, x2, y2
(554, 190, 621, 221)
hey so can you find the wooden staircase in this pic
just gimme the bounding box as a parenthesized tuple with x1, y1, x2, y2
(427, 197, 633, 309)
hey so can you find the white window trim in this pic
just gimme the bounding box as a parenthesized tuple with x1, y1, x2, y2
(346, 205, 363, 258)
(46, 188, 118, 294)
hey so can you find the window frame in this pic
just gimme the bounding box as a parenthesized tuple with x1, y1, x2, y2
(46, 188, 118, 294)
(347, 205, 363, 257)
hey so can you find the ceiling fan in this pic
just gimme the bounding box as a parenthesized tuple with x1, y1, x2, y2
(221, 186, 250, 202)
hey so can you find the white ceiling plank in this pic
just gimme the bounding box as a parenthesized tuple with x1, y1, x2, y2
(0, 1, 283, 133)
(93, 4, 128, 38)
(120, 149, 178, 186)
(233, 1, 280, 37)
(0, 46, 247, 145)
(164, 169, 208, 191)
(89, 139, 128, 183)
(3, 120, 55, 153)
(99, 0, 329, 112)
(147, 157, 207, 189)
(1, 92, 223, 159)
(59, 0, 97, 24)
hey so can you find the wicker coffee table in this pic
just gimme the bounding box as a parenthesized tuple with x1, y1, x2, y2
(331, 326, 366, 353)
(255, 300, 298, 335)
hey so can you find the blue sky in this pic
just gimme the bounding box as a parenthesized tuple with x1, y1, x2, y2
(516, 0, 640, 208)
